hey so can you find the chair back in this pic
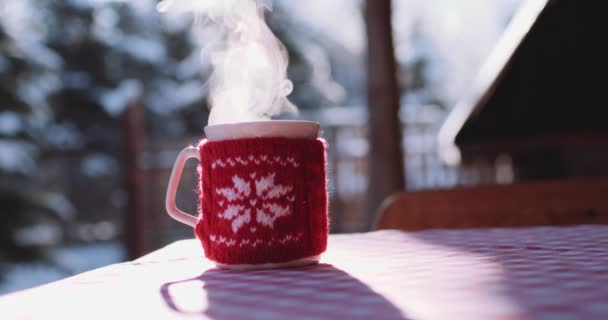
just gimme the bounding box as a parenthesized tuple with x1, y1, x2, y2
(374, 179, 608, 230)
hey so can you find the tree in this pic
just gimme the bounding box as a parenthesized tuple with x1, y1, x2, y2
(1, 0, 345, 266)
(1, 0, 205, 266)
(0, 21, 70, 275)
(364, 0, 405, 228)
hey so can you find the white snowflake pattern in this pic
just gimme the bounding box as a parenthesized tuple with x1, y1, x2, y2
(216, 172, 294, 233)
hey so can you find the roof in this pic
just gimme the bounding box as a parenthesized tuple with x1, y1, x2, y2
(438, 0, 608, 164)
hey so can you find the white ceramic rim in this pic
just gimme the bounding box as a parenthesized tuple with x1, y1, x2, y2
(204, 120, 320, 141)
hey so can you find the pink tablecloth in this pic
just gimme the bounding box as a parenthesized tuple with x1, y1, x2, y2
(1, 226, 607, 319)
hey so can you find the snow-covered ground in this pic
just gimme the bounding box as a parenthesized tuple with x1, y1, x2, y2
(0, 242, 125, 295)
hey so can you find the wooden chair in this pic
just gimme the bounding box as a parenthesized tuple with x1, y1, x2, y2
(374, 179, 608, 231)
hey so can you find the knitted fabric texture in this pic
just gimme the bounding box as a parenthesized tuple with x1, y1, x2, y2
(195, 137, 328, 265)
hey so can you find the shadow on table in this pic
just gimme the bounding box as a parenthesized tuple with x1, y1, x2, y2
(160, 263, 407, 320)
(407, 227, 608, 318)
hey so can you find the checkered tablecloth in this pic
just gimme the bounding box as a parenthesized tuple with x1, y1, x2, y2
(1, 226, 607, 319)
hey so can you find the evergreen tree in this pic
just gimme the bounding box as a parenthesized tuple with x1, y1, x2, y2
(0, 0, 342, 277)
(0, 20, 68, 274)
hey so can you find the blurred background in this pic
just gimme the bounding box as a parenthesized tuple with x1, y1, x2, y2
(2, 0, 605, 294)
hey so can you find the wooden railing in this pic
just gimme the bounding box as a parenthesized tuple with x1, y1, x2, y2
(138, 106, 512, 250)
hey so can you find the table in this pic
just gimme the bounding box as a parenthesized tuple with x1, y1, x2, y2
(1, 226, 607, 319)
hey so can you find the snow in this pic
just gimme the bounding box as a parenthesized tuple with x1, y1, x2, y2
(0, 1, 62, 70)
(119, 35, 168, 64)
(44, 122, 84, 150)
(35, 192, 77, 220)
(13, 224, 63, 247)
(80, 152, 119, 177)
(0, 139, 37, 174)
(146, 79, 205, 114)
(0, 112, 23, 135)
(0, 265, 67, 296)
(51, 242, 125, 272)
(0, 242, 125, 295)
(100, 79, 143, 116)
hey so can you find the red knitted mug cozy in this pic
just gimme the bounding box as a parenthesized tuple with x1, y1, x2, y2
(195, 137, 329, 265)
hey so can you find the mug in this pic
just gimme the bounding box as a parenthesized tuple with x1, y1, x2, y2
(165, 120, 328, 269)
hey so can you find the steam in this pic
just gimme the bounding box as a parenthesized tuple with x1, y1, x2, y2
(157, 0, 297, 125)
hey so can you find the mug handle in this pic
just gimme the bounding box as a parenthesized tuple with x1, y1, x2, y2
(165, 146, 199, 227)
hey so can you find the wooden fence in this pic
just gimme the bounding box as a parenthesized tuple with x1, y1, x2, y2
(136, 106, 513, 250)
